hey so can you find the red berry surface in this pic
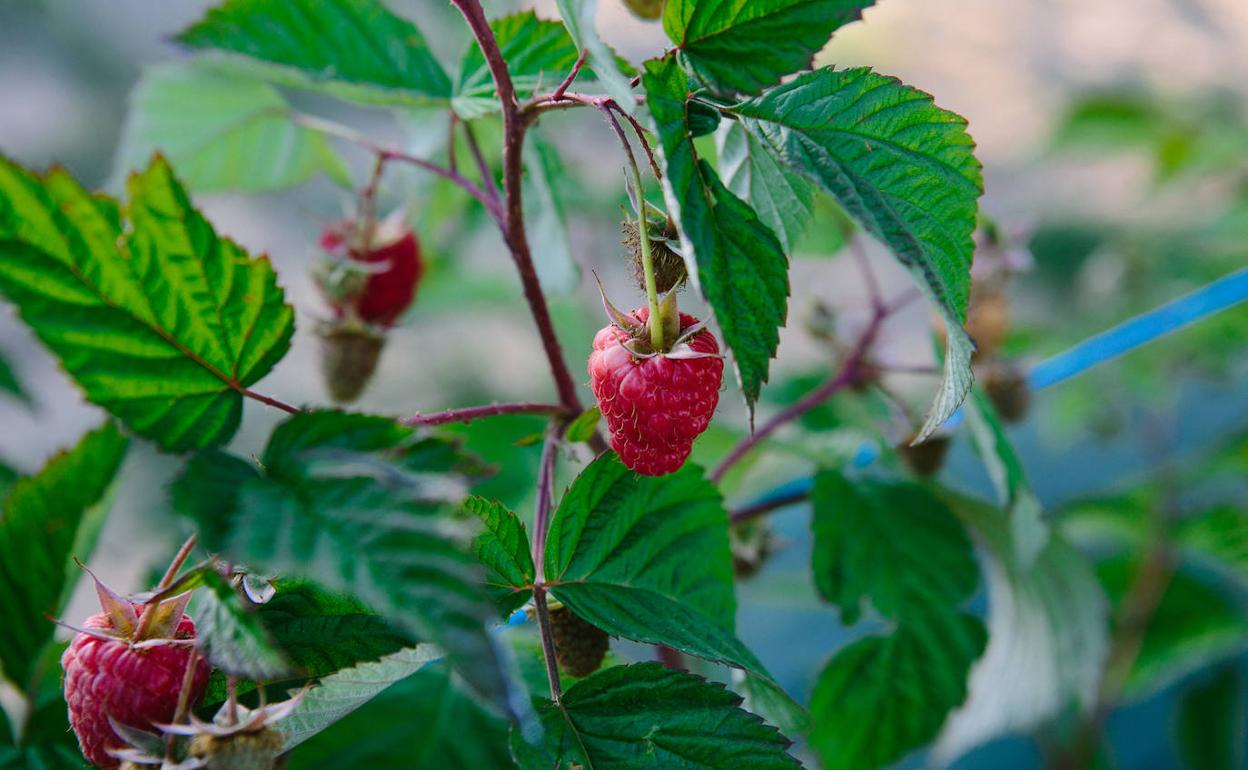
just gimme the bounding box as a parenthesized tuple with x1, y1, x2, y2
(589, 308, 723, 476)
(61, 611, 210, 769)
(354, 228, 423, 327)
(320, 221, 424, 327)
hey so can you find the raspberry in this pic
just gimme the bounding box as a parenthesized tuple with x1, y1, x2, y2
(549, 606, 609, 678)
(61, 609, 209, 768)
(589, 308, 722, 476)
(318, 213, 424, 328)
(353, 226, 422, 327)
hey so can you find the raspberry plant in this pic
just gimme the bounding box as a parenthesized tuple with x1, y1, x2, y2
(1, 1, 1245, 769)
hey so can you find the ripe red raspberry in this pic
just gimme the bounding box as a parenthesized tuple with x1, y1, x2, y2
(589, 308, 722, 476)
(61, 594, 209, 768)
(319, 213, 424, 327)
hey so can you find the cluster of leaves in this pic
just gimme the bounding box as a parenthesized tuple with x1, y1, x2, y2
(12, 0, 1234, 769)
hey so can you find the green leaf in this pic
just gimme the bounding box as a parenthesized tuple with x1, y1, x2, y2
(258, 579, 408, 677)
(454, 11, 581, 119)
(1098, 558, 1248, 701)
(195, 570, 295, 682)
(963, 386, 1048, 566)
(645, 55, 789, 408)
(465, 496, 535, 617)
(0, 154, 295, 451)
(277, 645, 441, 750)
(116, 63, 349, 192)
(177, 0, 452, 106)
(523, 129, 580, 294)
(935, 493, 1108, 765)
(554, 0, 638, 112)
(732, 67, 982, 438)
(1174, 665, 1244, 770)
(545, 453, 764, 673)
(173, 410, 511, 712)
(662, 0, 873, 95)
(287, 661, 510, 768)
(563, 405, 601, 444)
(810, 470, 978, 624)
(0, 462, 15, 500)
(514, 663, 801, 769)
(810, 612, 987, 770)
(1175, 506, 1248, 589)
(0, 423, 127, 691)
(716, 120, 814, 253)
(0, 348, 27, 405)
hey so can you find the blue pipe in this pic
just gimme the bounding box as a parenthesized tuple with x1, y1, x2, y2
(740, 267, 1248, 511)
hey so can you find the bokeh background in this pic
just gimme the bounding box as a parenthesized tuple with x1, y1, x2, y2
(1, 0, 1246, 768)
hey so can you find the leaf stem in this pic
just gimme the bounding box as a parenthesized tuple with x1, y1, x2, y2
(404, 402, 570, 427)
(241, 388, 300, 415)
(712, 302, 890, 483)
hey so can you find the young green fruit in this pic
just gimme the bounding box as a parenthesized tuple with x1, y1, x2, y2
(549, 605, 610, 678)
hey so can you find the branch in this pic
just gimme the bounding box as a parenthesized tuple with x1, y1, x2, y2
(531, 428, 563, 702)
(451, 0, 584, 414)
(405, 402, 569, 427)
(552, 49, 589, 103)
(729, 487, 811, 525)
(712, 306, 888, 483)
(292, 112, 505, 225)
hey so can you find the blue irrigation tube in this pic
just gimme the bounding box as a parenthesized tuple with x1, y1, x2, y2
(739, 267, 1248, 511)
(1027, 267, 1248, 390)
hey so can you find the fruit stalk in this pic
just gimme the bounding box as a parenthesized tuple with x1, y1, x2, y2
(627, 141, 666, 352)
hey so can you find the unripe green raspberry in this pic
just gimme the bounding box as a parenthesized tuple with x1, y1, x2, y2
(549, 606, 609, 678)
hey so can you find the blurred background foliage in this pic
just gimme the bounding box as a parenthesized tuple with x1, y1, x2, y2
(1, 0, 1246, 768)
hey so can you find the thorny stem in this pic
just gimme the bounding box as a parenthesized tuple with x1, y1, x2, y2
(405, 402, 570, 427)
(532, 585, 564, 703)
(165, 647, 202, 761)
(451, 0, 585, 416)
(134, 534, 201, 640)
(157, 534, 199, 590)
(712, 304, 889, 483)
(530, 429, 563, 702)
(531, 428, 559, 584)
(552, 49, 589, 103)
(461, 119, 503, 215)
